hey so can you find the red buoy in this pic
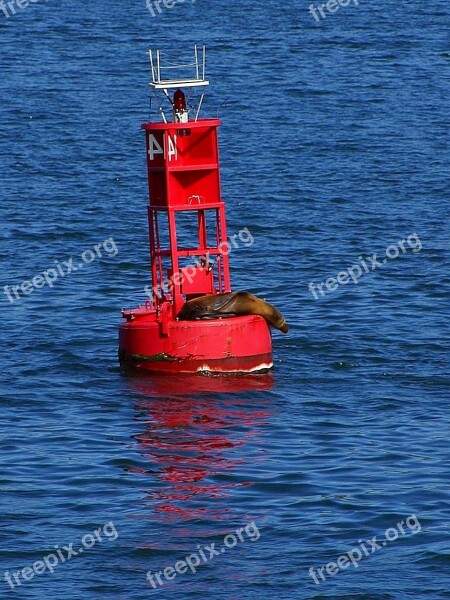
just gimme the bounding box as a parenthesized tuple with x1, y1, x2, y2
(119, 46, 274, 374)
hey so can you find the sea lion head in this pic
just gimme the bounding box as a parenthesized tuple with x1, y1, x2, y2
(177, 296, 210, 320)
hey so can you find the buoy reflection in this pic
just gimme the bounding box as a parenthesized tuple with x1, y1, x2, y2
(129, 373, 273, 522)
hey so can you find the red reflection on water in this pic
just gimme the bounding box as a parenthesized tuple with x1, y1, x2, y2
(128, 372, 275, 395)
(128, 373, 273, 522)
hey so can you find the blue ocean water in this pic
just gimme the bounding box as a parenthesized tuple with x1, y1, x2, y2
(0, 1, 449, 598)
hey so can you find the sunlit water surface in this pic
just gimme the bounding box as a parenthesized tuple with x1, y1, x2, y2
(0, 1, 449, 598)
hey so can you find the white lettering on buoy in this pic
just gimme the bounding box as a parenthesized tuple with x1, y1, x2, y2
(167, 134, 178, 162)
(148, 134, 178, 161)
(148, 134, 164, 160)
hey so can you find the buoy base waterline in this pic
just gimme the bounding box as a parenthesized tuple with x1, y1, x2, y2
(119, 305, 273, 374)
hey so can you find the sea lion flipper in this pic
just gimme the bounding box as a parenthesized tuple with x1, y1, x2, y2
(254, 298, 288, 333)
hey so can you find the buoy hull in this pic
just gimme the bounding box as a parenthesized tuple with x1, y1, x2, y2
(119, 310, 273, 374)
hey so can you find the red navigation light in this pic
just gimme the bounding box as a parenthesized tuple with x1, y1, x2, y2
(173, 89, 186, 110)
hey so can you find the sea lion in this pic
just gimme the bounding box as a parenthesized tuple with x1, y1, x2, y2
(177, 291, 288, 334)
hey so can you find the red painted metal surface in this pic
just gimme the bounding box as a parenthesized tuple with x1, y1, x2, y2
(119, 83, 274, 374)
(119, 302, 273, 374)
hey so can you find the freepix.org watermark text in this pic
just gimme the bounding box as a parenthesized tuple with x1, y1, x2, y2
(309, 514, 421, 585)
(146, 521, 260, 589)
(3, 237, 118, 304)
(146, 0, 196, 18)
(308, 233, 422, 300)
(4, 522, 119, 591)
(0, 0, 47, 19)
(144, 226, 254, 302)
(309, 0, 360, 23)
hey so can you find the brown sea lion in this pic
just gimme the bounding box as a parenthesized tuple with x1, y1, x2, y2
(177, 291, 288, 334)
